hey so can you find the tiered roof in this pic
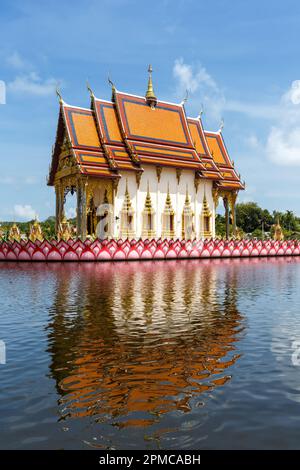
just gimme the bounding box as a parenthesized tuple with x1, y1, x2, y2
(48, 71, 244, 191)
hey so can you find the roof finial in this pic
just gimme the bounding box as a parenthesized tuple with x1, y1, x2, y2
(218, 118, 224, 133)
(145, 64, 157, 108)
(197, 104, 204, 119)
(108, 74, 116, 100)
(180, 89, 189, 106)
(55, 85, 63, 104)
(86, 79, 94, 99)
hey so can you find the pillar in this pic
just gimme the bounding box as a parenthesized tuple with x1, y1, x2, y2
(232, 203, 237, 236)
(223, 196, 230, 239)
(55, 183, 64, 234)
(77, 179, 87, 240)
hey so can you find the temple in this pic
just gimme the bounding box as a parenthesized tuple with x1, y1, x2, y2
(48, 66, 244, 240)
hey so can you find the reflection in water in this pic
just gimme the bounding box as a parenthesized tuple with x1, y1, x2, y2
(47, 260, 244, 432)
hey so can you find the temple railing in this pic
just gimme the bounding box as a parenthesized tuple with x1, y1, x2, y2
(0, 238, 300, 261)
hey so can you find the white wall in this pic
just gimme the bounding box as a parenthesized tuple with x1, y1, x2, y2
(114, 166, 215, 239)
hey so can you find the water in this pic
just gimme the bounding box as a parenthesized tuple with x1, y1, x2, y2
(1, 257, 300, 449)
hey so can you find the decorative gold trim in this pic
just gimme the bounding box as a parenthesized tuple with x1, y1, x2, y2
(156, 166, 162, 183)
(120, 179, 135, 238)
(136, 170, 143, 189)
(201, 193, 212, 238)
(162, 183, 175, 239)
(194, 173, 201, 193)
(212, 187, 220, 208)
(176, 168, 182, 185)
(142, 182, 156, 238)
(182, 185, 194, 239)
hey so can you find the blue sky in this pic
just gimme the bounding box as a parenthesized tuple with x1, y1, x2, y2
(1, 0, 300, 220)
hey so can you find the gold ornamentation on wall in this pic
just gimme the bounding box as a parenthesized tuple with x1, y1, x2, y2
(120, 180, 135, 239)
(176, 168, 182, 185)
(201, 193, 212, 239)
(212, 187, 220, 208)
(162, 184, 175, 239)
(182, 186, 194, 240)
(142, 182, 156, 238)
(194, 173, 201, 193)
(156, 166, 162, 183)
(136, 171, 143, 189)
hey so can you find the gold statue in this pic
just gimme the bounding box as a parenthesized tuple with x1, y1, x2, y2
(273, 219, 284, 241)
(8, 223, 21, 242)
(57, 216, 73, 241)
(29, 219, 44, 242)
(0, 224, 4, 239)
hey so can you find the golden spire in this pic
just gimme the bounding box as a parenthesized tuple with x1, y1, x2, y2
(142, 182, 156, 238)
(144, 181, 155, 213)
(202, 191, 211, 217)
(122, 179, 133, 213)
(164, 183, 174, 214)
(145, 64, 157, 108)
(183, 185, 192, 215)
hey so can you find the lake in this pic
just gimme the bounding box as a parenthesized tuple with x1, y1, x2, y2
(1, 258, 300, 449)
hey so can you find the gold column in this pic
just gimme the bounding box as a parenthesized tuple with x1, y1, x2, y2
(76, 178, 87, 240)
(55, 182, 64, 234)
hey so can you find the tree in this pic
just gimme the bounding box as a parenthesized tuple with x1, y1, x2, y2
(236, 202, 272, 234)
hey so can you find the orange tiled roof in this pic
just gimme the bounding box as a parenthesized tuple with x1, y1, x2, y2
(114, 91, 206, 170)
(204, 131, 244, 190)
(187, 118, 222, 181)
(48, 87, 244, 190)
(63, 105, 101, 150)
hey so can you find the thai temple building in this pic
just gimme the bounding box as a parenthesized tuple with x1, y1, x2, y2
(48, 66, 244, 240)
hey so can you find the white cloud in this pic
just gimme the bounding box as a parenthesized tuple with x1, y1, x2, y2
(224, 100, 278, 120)
(266, 80, 300, 166)
(0, 176, 14, 184)
(173, 58, 218, 93)
(245, 134, 260, 149)
(283, 80, 300, 105)
(8, 72, 57, 96)
(0, 80, 6, 104)
(173, 58, 225, 122)
(267, 126, 300, 166)
(24, 176, 38, 185)
(13, 204, 36, 220)
(6, 51, 27, 69)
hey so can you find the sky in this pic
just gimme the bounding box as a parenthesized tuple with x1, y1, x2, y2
(1, 0, 300, 220)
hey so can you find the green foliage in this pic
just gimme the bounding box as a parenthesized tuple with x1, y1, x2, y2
(234, 202, 300, 239)
(236, 202, 273, 233)
(215, 214, 226, 237)
(0, 217, 57, 240)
